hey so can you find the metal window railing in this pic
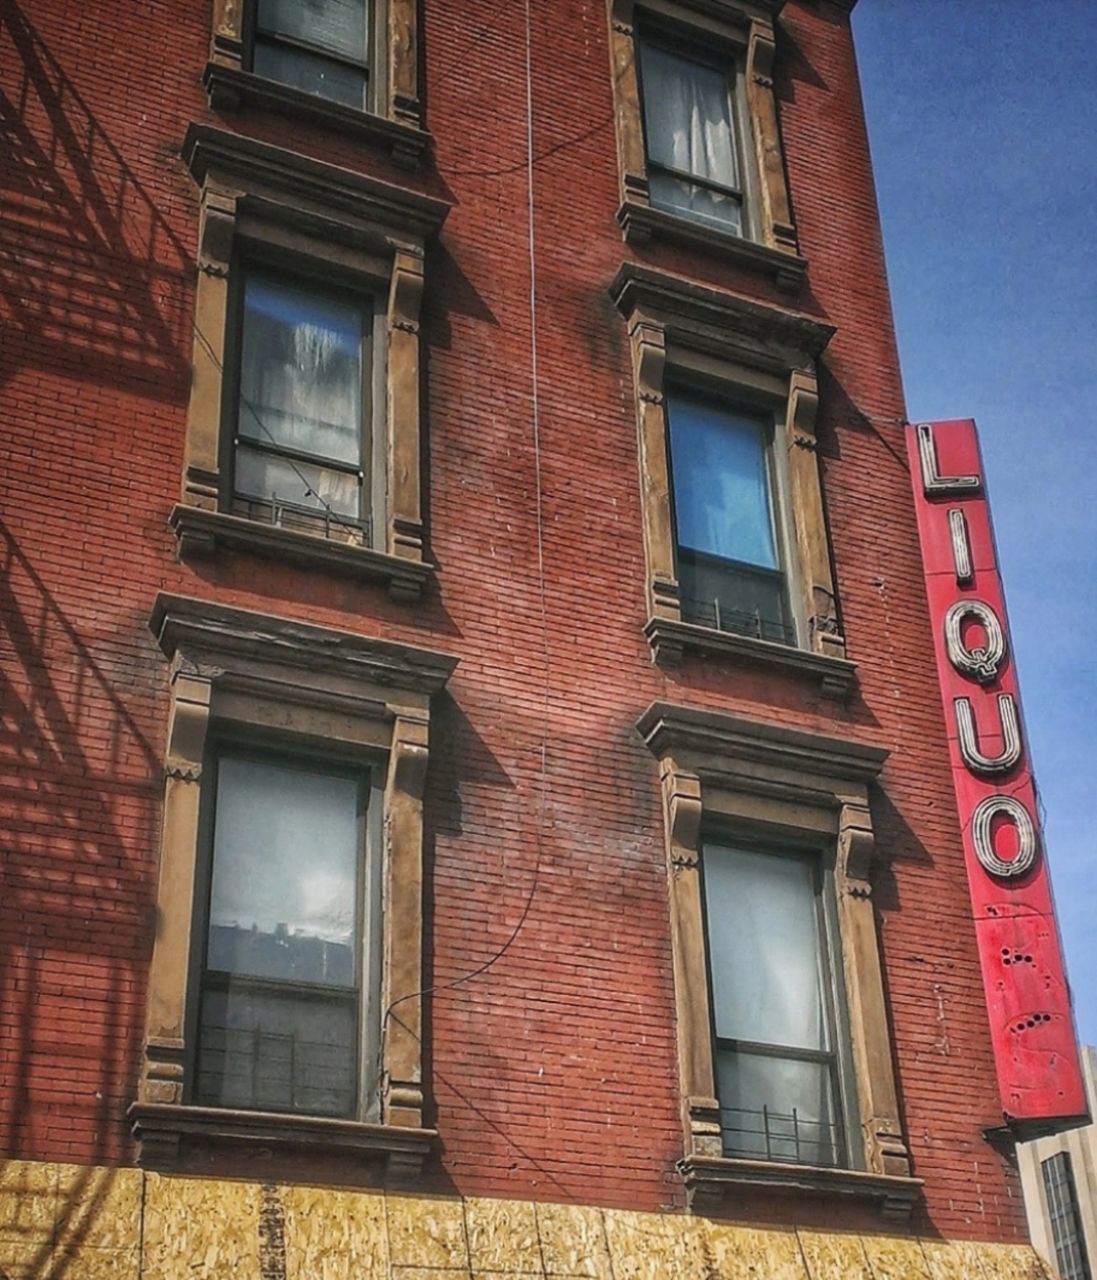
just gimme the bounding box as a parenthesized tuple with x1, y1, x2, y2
(719, 1104, 843, 1169)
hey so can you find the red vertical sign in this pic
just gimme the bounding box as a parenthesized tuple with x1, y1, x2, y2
(906, 420, 1086, 1133)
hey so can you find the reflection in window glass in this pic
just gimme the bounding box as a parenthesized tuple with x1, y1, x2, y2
(197, 753, 364, 1117)
(703, 844, 845, 1167)
(1043, 1153, 1092, 1280)
(235, 270, 367, 528)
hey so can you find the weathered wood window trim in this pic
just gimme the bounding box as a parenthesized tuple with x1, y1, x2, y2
(612, 262, 854, 697)
(130, 593, 457, 1183)
(174, 125, 449, 601)
(637, 701, 920, 1218)
(204, 0, 428, 167)
(607, 0, 806, 292)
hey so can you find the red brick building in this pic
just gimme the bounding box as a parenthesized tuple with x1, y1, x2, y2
(0, 0, 1082, 1273)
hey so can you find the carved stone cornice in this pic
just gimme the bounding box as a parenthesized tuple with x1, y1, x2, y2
(201, 64, 431, 167)
(129, 1102, 436, 1183)
(678, 1155, 920, 1219)
(610, 263, 834, 372)
(644, 616, 855, 697)
(638, 701, 888, 786)
(182, 124, 450, 243)
(169, 506, 432, 601)
(150, 594, 458, 696)
(616, 202, 807, 293)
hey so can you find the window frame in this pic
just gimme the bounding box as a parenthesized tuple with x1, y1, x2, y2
(130, 593, 458, 1183)
(174, 125, 449, 601)
(664, 385, 799, 647)
(637, 700, 920, 1216)
(204, 0, 428, 165)
(612, 263, 855, 697)
(1042, 1153, 1093, 1280)
(187, 740, 381, 1123)
(608, 0, 806, 291)
(221, 257, 377, 544)
(634, 19, 753, 241)
(699, 836, 857, 1171)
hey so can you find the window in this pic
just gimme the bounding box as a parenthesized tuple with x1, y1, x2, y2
(130, 593, 458, 1181)
(637, 30, 746, 237)
(667, 392, 793, 645)
(702, 844, 847, 1167)
(174, 125, 450, 600)
(250, 0, 370, 109)
(607, 0, 805, 288)
(230, 267, 372, 543)
(638, 701, 919, 1215)
(1043, 1154, 1092, 1280)
(195, 751, 376, 1119)
(612, 264, 854, 696)
(203, 0, 427, 161)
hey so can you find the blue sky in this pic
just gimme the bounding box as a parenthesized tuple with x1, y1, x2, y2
(852, 1, 1097, 1047)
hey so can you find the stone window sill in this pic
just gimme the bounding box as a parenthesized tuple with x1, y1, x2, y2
(170, 504, 431, 601)
(617, 199, 808, 294)
(203, 64, 430, 168)
(644, 616, 856, 700)
(678, 1155, 922, 1220)
(129, 1102, 435, 1183)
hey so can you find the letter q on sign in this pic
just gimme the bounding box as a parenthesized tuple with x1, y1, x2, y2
(945, 599, 1007, 684)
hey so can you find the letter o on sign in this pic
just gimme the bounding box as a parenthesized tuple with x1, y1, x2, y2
(971, 795, 1039, 879)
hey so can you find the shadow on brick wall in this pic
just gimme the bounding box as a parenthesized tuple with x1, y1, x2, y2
(0, 515, 161, 1275)
(0, 0, 191, 398)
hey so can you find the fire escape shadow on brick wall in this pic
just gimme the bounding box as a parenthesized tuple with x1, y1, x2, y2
(0, 0, 190, 397)
(0, 517, 161, 1277)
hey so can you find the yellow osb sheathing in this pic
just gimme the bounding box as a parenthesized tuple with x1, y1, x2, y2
(0, 1159, 1052, 1279)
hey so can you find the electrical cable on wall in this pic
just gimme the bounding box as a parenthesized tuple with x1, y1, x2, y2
(382, 0, 551, 1021)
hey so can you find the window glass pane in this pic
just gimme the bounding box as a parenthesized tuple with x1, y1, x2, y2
(715, 1047, 839, 1166)
(669, 396, 778, 570)
(253, 39, 367, 107)
(648, 170, 742, 234)
(239, 273, 363, 466)
(703, 845, 826, 1050)
(207, 756, 361, 987)
(234, 444, 360, 519)
(196, 985, 356, 1116)
(640, 42, 738, 190)
(256, 0, 367, 63)
(678, 552, 791, 645)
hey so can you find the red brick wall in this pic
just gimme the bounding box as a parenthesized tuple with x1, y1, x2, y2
(0, 0, 1027, 1239)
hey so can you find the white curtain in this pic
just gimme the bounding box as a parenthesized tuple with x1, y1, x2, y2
(703, 844, 826, 1051)
(641, 42, 740, 230)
